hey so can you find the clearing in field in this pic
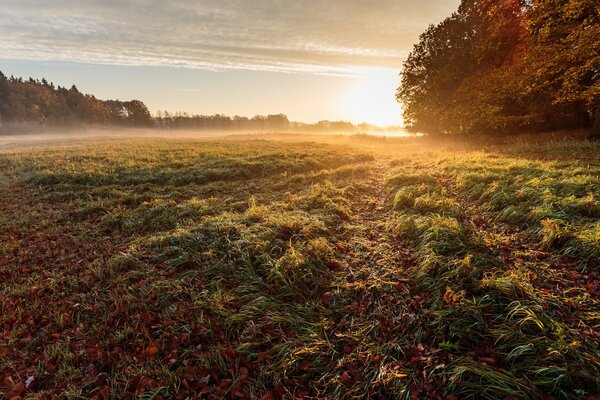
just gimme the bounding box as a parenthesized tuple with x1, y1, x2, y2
(1, 135, 599, 399)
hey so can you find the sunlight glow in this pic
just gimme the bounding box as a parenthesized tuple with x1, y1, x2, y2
(340, 68, 403, 127)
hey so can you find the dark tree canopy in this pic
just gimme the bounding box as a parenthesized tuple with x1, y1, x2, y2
(397, 0, 599, 136)
(0, 73, 152, 128)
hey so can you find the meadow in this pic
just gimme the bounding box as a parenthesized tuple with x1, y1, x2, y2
(0, 134, 599, 399)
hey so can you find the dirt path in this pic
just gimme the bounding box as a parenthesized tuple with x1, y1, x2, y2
(311, 158, 435, 397)
(338, 160, 410, 289)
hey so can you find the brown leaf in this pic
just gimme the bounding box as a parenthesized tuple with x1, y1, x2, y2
(145, 346, 159, 357)
(299, 360, 311, 371)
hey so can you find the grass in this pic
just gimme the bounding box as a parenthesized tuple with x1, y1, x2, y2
(0, 135, 599, 399)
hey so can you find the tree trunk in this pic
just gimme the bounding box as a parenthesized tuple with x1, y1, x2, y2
(588, 108, 600, 141)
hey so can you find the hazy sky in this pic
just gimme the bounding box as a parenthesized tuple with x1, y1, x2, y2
(0, 0, 460, 125)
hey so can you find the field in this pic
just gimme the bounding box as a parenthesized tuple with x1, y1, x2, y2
(1, 134, 599, 399)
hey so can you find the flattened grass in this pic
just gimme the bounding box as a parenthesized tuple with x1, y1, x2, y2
(447, 152, 600, 263)
(1, 136, 599, 399)
(386, 145, 600, 399)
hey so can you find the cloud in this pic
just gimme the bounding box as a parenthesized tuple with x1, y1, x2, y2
(0, 0, 459, 75)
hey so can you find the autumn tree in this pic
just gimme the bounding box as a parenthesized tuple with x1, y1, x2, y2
(398, 0, 598, 136)
(123, 100, 153, 126)
(0, 71, 153, 128)
(398, 0, 528, 135)
(0, 71, 8, 125)
(524, 0, 599, 139)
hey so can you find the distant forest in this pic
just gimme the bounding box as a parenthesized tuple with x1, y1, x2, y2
(0, 71, 388, 133)
(398, 0, 599, 138)
(154, 111, 381, 132)
(0, 71, 154, 128)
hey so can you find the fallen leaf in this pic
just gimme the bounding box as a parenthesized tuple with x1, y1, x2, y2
(145, 346, 159, 357)
(299, 360, 311, 371)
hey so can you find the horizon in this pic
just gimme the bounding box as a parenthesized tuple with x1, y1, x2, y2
(0, 66, 402, 129)
(0, 1, 461, 126)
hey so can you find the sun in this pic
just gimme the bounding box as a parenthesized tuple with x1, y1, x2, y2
(341, 68, 403, 127)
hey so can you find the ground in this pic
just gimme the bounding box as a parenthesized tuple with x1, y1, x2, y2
(0, 133, 599, 399)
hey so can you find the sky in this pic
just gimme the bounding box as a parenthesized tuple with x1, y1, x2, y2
(0, 0, 460, 126)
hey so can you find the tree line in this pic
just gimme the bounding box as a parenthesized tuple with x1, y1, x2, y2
(397, 0, 599, 138)
(155, 112, 292, 131)
(0, 71, 389, 133)
(155, 111, 376, 132)
(0, 71, 153, 128)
